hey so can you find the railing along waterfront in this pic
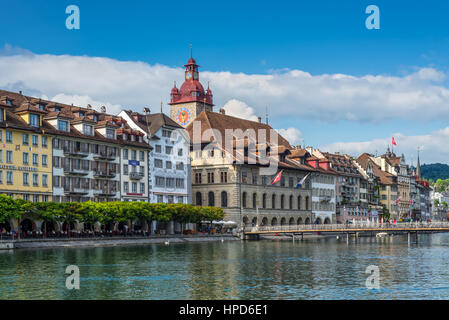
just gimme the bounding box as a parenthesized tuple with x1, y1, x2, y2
(244, 222, 449, 233)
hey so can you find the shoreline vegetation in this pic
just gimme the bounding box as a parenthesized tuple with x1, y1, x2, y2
(0, 194, 225, 240)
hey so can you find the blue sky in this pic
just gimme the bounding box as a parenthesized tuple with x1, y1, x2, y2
(2, 0, 449, 163)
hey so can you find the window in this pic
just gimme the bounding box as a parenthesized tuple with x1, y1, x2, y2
(32, 154, 38, 166)
(0, 150, 2, 163)
(178, 149, 183, 156)
(195, 172, 202, 184)
(196, 192, 202, 206)
(58, 120, 69, 132)
(84, 124, 94, 136)
(32, 135, 38, 146)
(207, 172, 214, 184)
(162, 129, 172, 138)
(0, 171, 3, 184)
(140, 183, 145, 194)
(132, 182, 137, 193)
(6, 131, 12, 143)
(33, 195, 40, 203)
(0, 109, 3, 122)
(29, 114, 39, 127)
(252, 173, 258, 185)
(208, 192, 215, 206)
(123, 164, 128, 175)
(220, 172, 228, 183)
(165, 146, 173, 154)
(42, 174, 48, 187)
(23, 173, 29, 186)
(166, 161, 172, 169)
(42, 195, 49, 202)
(139, 151, 145, 161)
(123, 182, 129, 193)
(166, 178, 175, 188)
(155, 176, 165, 187)
(33, 173, 39, 186)
(6, 171, 13, 184)
(123, 149, 128, 159)
(176, 178, 184, 188)
(42, 155, 48, 167)
(131, 150, 137, 160)
(157, 195, 164, 203)
(221, 191, 228, 207)
(177, 196, 184, 204)
(6, 151, 12, 163)
(262, 176, 267, 185)
(23, 152, 29, 165)
(22, 134, 29, 145)
(139, 166, 144, 174)
(42, 136, 48, 148)
(0, 130, 2, 142)
(155, 145, 161, 153)
(154, 159, 163, 168)
(168, 195, 174, 204)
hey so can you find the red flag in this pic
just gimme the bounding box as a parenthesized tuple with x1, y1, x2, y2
(271, 170, 283, 185)
(392, 137, 397, 146)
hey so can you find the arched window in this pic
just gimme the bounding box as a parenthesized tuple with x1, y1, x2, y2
(297, 196, 302, 210)
(289, 195, 293, 209)
(242, 192, 247, 208)
(221, 191, 228, 207)
(208, 191, 215, 206)
(272, 194, 276, 209)
(252, 193, 257, 209)
(196, 192, 202, 206)
(281, 195, 285, 209)
(305, 196, 310, 210)
(262, 194, 267, 209)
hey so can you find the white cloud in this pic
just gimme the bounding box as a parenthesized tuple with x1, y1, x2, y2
(46, 93, 123, 115)
(276, 127, 303, 146)
(320, 128, 449, 164)
(223, 99, 258, 121)
(2, 48, 449, 124)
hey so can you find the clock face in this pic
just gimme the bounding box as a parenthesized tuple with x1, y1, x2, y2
(186, 72, 192, 80)
(177, 108, 191, 126)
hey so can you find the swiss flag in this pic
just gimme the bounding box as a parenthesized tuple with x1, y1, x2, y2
(271, 170, 283, 185)
(392, 137, 397, 146)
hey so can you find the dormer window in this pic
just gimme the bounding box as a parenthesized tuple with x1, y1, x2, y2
(130, 135, 135, 142)
(138, 136, 142, 142)
(93, 115, 98, 122)
(79, 111, 85, 117)
(123, 133, 127, 140)
(55, 107, 61, 112)
(29, 114, 39, 127)
(83, 124, 94, 136)
(106, 128, 115, 139)
(58, 119, 69, 132)
(6, 100, 12, 106)
(0, 108, 4, 121)
(39, 104, 45, 111)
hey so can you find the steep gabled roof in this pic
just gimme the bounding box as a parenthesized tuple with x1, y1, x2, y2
(123, 111, 182, 138)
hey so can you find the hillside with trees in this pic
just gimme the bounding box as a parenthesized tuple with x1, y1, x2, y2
(421, 163, 449, 181)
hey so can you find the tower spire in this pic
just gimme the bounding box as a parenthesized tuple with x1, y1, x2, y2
(416, 147, 422, 179)
(190, 44, 193, 58)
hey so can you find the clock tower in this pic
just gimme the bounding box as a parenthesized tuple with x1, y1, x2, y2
(169, 53, 213, 127)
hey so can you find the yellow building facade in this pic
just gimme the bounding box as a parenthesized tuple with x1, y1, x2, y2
(0, 107, 53, 201)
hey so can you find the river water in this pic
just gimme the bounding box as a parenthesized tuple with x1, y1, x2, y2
(1, 233, 449, 300)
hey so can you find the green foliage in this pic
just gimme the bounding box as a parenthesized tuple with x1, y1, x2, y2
(0, 196, 225, 227)
(421, 163, 449, 181)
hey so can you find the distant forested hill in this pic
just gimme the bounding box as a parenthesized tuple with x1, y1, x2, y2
(421, 163, 449, 181)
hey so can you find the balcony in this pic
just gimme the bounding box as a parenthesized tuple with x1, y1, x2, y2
(63, 148, 89, 158)
(93, 189, 117, 197)
(64, 187, 90, 195)
(93, 152, 116, 161)
(319, 195, 332, 202)
(64, 167, 89, 176)
(93, 171, 116, 179)
(129, 172, 144, 180)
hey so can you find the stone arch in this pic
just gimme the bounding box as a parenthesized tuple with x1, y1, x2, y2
(243, 216, 249, 226)
(289, 217, 295, 225)
(297, 217, 303, 225)
(271, 217, 278, 226)
(305, 217, 311, 225)
(280, 195, 285, 209)
(316, 217, 322, 224)
(289, 195, 293, 209)
(261, 217, 268, 226)
(324, 217, 331, 224)
(305, 196, 310, 210)
(251, 217, 258, 226)
(196, 192, 202, 206)
(280, 217, 286, 225)
(20, 218, 35, 233)
(272, 194, 276, 209)
(208, 191, 215, 206)
(41, 221, 56, 233)
(297, 196, 302, 210)
(221, 191, 228, 207)
(0, 221, 11, 233)
(262, 193, 267, 209)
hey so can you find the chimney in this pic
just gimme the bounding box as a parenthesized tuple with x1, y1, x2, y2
(257, 116, 262, 123)
(19, 91, 22, 95)
(219, 108, 225, 115)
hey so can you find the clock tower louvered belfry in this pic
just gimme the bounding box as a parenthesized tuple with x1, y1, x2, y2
(169, 52, 213, 127)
